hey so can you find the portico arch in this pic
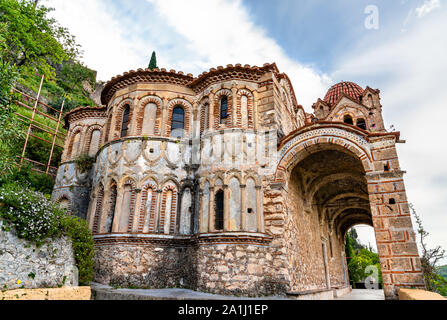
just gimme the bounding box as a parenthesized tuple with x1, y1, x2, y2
(274, 125, 424, 299)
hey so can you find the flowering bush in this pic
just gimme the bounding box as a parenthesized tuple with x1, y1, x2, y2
(0, 183, 64, 246)
(0, 183, 94, 284)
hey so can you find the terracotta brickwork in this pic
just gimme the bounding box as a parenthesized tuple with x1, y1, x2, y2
(52, 63, 424, 299)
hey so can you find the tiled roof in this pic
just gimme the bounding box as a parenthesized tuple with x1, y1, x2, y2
(323, 81, 364, 106)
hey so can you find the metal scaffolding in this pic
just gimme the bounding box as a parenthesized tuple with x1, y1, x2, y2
(12, 75, 66, 177)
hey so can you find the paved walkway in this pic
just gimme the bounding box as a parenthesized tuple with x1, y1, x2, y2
(91, 283, 384, 300)
(335, 289, 385, 300)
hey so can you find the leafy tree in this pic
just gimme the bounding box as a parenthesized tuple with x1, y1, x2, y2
(148, 51, 158, 70)
(0, 0, 80, 80)
(58, 61, 95, 93)
(411, 203, 447, 296)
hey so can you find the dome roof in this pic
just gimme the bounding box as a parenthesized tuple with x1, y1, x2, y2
(323, 81, 364, 106)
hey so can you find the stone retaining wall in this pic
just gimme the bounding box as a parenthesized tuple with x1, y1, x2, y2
(0, 221, 77, 290)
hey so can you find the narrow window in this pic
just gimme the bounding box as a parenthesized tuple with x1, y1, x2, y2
(120, 105, 130, 138)
(343, 115, 353, 125)
(357, 118, 367, 130)
(171, 106, 185, 138)
(215, 190, 224, 231)
(220, 96, 228, 124)
(389, 198, 396, 205)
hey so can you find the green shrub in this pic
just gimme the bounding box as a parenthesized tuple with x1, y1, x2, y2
(74, 153, 95, 173)
(0, 183, 95, 284)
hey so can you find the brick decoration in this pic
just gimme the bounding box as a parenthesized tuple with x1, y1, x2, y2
(136, 96, 163, 136)
(92, 184, 104, 234)
(138, 180, 158, 233)
(199, 99, 210, 135)
(165, 99, 192, 137)
(214, 89, 233, 129)
(159, 183, 178, 235)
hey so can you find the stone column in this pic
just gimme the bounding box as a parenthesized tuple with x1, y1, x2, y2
(209, 187, 215, 232)
(240, 184, 247, 231)
(256, 186, 264, 233)
(367, 172, 425, 299)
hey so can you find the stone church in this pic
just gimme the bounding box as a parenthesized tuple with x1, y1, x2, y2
(52, 63, 425, 299)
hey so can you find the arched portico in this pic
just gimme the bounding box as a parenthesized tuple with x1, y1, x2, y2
(273, 124, 425, 300)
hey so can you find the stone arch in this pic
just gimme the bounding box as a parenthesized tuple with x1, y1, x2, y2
(136, 95, 163, 136)
(237, 89, 254, 128)
(275, 126, 373, 183)
(166, 98, 193, 138)
(84, 124, 103, 157)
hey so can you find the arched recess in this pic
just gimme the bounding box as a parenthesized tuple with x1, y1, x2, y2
(85, 125, 103, 157)
(66, 126, 83, 160)
(138, 178, 158, 233)
(137, 96, 163, 136)
(159, 181, 178, 235)
(237, 89, 254, 129)
(56, 195, 72, 215)
(115, 177, 137, 233)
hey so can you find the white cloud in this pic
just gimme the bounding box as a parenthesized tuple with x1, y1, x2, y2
(46, 0, 331, 108)
(416, 0, 441, 17)
(146, 0, 331, 108)
(334, 7, 447, 263)
(44, 0, 156, 81)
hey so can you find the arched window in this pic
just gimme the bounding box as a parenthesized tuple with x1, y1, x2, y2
(356, 118, 367, 130)
(171, 106, 185, 138)
(215, 190, 224, 231)
(120, 105, 130, 138)
(343, 115, 353, 125)
(220, 96, 228, 124)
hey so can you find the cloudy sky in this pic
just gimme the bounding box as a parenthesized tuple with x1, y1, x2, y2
(43, 0, 446, 263)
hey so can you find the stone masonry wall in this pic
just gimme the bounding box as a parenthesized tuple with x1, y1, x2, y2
(0, 221, 77, 290)
(94, 243, 197, 289)
(195, 243, 287, 297)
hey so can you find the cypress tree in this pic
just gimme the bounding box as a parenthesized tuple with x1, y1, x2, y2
(148, 51, 158, 70)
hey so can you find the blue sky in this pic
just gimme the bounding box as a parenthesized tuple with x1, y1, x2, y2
(45, 0, 447, 262)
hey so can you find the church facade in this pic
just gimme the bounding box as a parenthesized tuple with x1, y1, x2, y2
(52, 63, 425, 299)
